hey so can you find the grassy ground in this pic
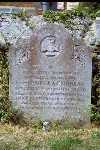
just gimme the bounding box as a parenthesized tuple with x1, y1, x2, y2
(0, 123, 100, 150)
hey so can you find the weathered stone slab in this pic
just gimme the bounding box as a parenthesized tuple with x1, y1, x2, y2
(0, 7, 12, 14)
(95, 17, 100, 45)
(1, 18, 31, 45)
(0, 6, 36, 16)
(9, 22, 92, 125)
(0, 15, 13, 31)
(11, 7, 36, 16)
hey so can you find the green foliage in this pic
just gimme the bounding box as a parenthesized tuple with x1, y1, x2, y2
(43, 6, 94, 23)
(43, 9, 86, 21)
(49, 120, 62, 131)
(12, 9, 28, 21)
(49, 120, 77, 131)
(92, 130, 100, 139)
(43, 8, 93, 35)
(96, 10, 100, 17)
(0, 141, 19, 150)
(43, 9, 85, 23)
(0, 123, 100, 150)
(92, 48, 100, 125)
(48, 136, 83, 150)
(91, 105, 100, 124)
(0, 46, 23, 125)
(77, 2, 100, 19)
(32, 119, 43, 130)
(0, 47, 9, 123)
(44, 11, 82, 33)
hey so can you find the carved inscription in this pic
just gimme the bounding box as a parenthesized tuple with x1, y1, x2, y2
(14, 66, 87, 114)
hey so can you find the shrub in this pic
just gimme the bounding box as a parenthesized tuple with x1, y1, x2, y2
(0, 46, 9, 123)
(96, 10, 100, 17)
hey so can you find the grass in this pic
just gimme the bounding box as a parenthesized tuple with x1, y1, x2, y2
(0, 123, 100, 150)
(48, 137, 82, 150)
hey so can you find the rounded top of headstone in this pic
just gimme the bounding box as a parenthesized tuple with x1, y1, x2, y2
(31, 22, 74, 62)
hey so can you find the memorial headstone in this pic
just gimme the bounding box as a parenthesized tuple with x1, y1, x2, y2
(96, 17, 100, 45)
(9, 22, 92, 125)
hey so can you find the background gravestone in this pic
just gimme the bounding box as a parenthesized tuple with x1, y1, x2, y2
(96, 17, 100, 45)
(9, 22, 92, 125)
